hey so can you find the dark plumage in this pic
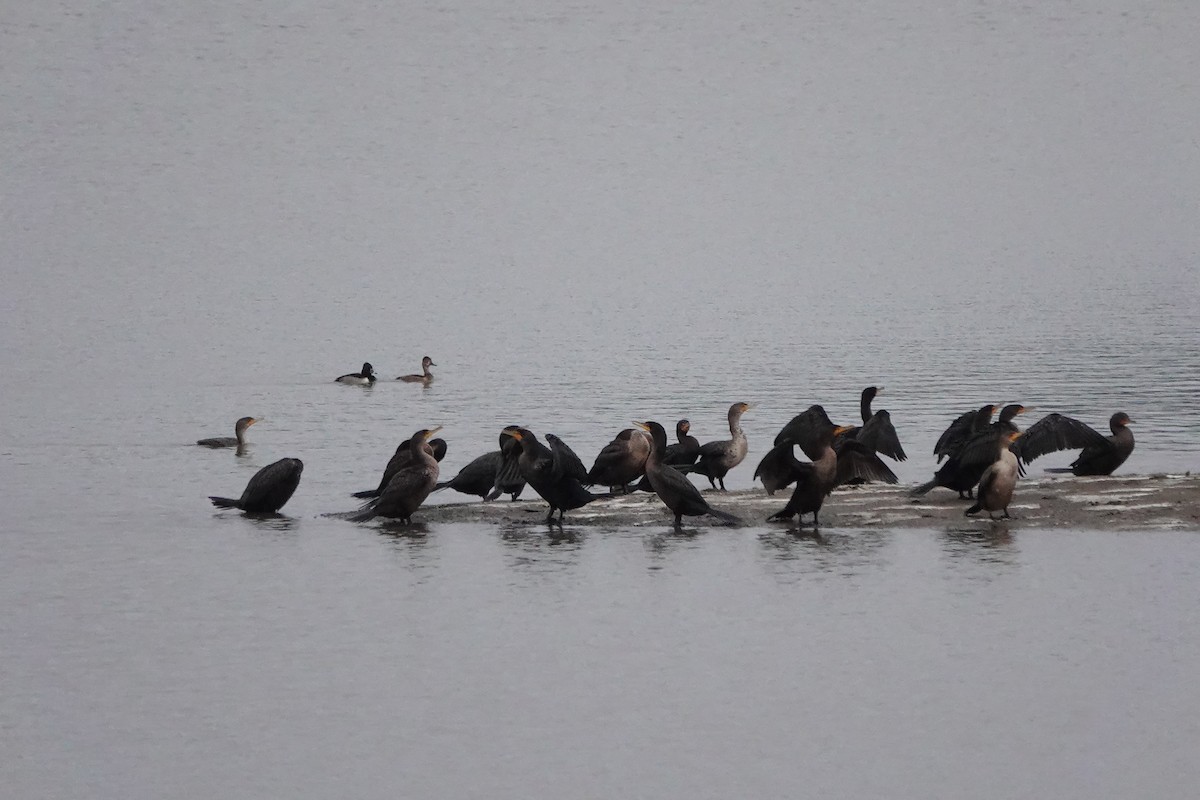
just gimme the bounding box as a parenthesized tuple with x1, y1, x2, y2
(587, 428, 650, 491)
(209, 458, 303, 513)
(352, 436, 447, 499)
(335, 362, 376, 385)
(505, 427, 610, 522)
(758, 404, 897, 495)
(197, 416, 259, 448)
(912, 404, 1013, 498)
(349, 428, 442, 523)
(680, 402, 752, 490)
(634, 420, 740, 526)
(833, 387, 907, 462)
(966, 430, 1024, 519)
(434, 426, 525, 501)
(1016, 411, 1135, 476)
(933, 404, 997, 462)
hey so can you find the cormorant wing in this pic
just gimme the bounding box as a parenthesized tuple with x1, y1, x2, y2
(856, 410, 907, 461)
(934, 409, 979, 460)
(754, 442, 808, 487)
(834, 441, 899, 486)
(774, 405, 834, 455)
(1014, 413, 1110, 464)
(547, 434, 590, 484)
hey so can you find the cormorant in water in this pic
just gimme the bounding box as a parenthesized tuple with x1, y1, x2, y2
(587, 428, 650, 491)
(503, 427, 610, 522)
(210, 458, 303, 513)
(397, 356, 436, 383)
(634, 421, 740, 526)
(766, 408, 896, 526)
(1015, 412, 1135, 476)
(352, 436, 447, 499)
(349, 428, 442, 523)
(965, 430, 1024, 519)
(680, 402, 752, 490)
(434, 426, 525, 501)
(336, 362, 376, 385)
(834, 387, 906, 463)
(197, 416, 259, 448)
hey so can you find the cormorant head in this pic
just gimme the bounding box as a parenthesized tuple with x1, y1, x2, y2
(235, 416, 259, 433)
(1111, 412, 1133, 428)
(999, 404, 1030, 423)
(677, 419, 690, 435)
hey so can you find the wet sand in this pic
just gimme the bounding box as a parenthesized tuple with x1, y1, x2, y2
(412, 473, 1200, 530)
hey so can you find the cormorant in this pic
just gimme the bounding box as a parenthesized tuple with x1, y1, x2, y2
(546, 434, 590, 484)
(587, 428, 650, 491)
(397, 356, 436, 383)
(912, 404, 1006, 498)
(634, 420, 740, 526)
(352, 436, 447, 499)
(766, 409, 896, 526)
(197, 417, 259, 448)
(834, 387, 906, 462)
(503, 427, 610, 522)
(680, 402, 752, 490)
(965, 430, 1024, 519)
(336, 362, 376, 385)
(210, 458, 303, 513)
(933, 403, 997, 462)
(1015, 412, 1135, 476)
(349, 428, 442, 523)
(633, 419, 700, 492)
(757, 404, 898, 494)
(434, 426, 526, 501)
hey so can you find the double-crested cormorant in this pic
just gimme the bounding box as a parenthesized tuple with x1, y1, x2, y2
(587, 428, 650, 491)
(210, 458, 303, 513)
(352, 436, 447, 499)
(433, 426, 525, 501)
(766, 409, 896, 526)
(680, 402, 752, 490)
(397, 356, 436, 383)
(1015, 412, 1135, 476)
(349, 428, 442, 523)
(546, 434, 590, 484)
(197, 416, 259, 448)
(633, 419, 700, 492)
(634, 420, 740, 526)
(503, 427, 610, 522)
(336, 362, 376, 385)
(965, 430, 1024, 519)
(912, 404, 1007, 498)
(756, 404, 898, 495)
(834, 387, 906, 462)
(933, 404, 997, 463)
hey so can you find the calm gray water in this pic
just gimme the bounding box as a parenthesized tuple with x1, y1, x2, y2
(3, 1, 1199, 797)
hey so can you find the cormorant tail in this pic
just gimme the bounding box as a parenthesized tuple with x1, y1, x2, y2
(964, 501, 982, 516)
(351, 489, 381, 499)
(909, 479, 939, 497)
(766, 509, 795, 522)
(347, 507, 378, 523)
(1043, 467, 1073, 473)
(706, 507, 742, 526)
(432, 481, 451, 492)
(209, 496, 239, 509)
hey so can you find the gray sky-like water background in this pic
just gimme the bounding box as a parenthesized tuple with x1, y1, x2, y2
(2, 2, 1199, 797)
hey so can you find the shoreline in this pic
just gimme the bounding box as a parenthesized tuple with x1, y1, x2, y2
(408, 473, 1200, 530)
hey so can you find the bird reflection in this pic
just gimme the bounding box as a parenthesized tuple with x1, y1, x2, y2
(244, 513, 299, 532)
(756, 528, 891, 579)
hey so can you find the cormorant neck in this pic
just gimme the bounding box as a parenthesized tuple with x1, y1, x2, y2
(860, 389, 874, 423)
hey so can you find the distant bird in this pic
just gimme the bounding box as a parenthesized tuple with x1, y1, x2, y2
(680, 402, 752, 490)
(504, 427, 610, 523)
(335, 362, 376, 385)
(965, 430, 1024, 519)
(587, 428, 650, 491)
(434, 426, 525, 501)
(209, 458, 303, 513)
(397, 356, 436, 383)
(1015, 412, 1135, 476)
(197, 416, 259, 448)
(349, 428, 442, 523)
(352, 437, 447, 499)
(633, 419, 700, 492)
(635, 420, 740, 526)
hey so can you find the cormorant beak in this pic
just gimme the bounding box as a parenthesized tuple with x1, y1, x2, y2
(833, 425, 854, 435)
(633, 421, 651, 432)
(1017, 406, 1031, 414)
(501, 429, 522, 441)
(247, 418, 259, 426)
(424, 426, 444, 439)
(1010, 431, 1024, 441)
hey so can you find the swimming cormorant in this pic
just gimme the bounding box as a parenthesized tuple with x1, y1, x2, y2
(965, 430, 1024, 519)
(1015, 412, 1134, 476)
(634, 420, 740, 526)
(397, 356, 436, 383)
(503, 427, 610, 522)
(197, 417, 259, 448)
(336, 363, 376, 385)
(349, 428, 442, 523)
(680, 402, 752, 490)
(210, 458, 303, 513)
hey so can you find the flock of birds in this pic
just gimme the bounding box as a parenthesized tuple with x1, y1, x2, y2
(202, 365, 1137, 528)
